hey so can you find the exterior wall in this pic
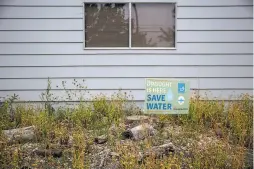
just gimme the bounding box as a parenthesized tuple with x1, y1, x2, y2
(0, 0, 253, 104)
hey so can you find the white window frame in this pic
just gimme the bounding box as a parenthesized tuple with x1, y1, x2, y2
(83, 0, 177, 50)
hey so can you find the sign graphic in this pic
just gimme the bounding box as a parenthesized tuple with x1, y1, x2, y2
(167, 89, 174, 101)
(178, 83, 185, 93)
(144, 78, 190, 114)
(178, 96, 185, 105)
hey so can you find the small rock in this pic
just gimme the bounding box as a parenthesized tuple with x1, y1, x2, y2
(95, 135, 108, 144)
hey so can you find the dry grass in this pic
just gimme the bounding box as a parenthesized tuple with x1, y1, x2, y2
(0, 79, 253, 169)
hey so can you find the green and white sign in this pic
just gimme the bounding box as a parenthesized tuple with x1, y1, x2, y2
(144, 78, 190, 114)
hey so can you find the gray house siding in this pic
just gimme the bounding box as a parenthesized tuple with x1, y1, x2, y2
(0, 0, 253, 104)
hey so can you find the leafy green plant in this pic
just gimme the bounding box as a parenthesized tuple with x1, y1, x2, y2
(40, 78, 55, 116)
(0, 94, 20, 130)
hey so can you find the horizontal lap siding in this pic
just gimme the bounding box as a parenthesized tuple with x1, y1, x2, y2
(0, 66, 252, 78)
(0, 43, 252, 54)
(0, 0, 253, 102)
(0, 19, 253, 30)
(0, 55, 252, 66)
(0, 6, 252, 18)
(1, 31, 253, 42)
(0, 0, 252, 6)
(0, 78, 253, 90)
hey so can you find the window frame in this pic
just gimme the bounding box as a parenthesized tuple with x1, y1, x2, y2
(83, 0, 177, 50)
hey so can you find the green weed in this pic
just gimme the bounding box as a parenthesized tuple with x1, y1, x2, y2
(0, 78, 252, 169)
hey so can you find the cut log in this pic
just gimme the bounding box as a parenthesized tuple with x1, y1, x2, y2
(122, 123, 156, 140)
(20, 166, 32, 169)
(125, 115, 150, 124)
(139, 143, 175, 162)
(34, 148, 63, 158)
(2, 126, 36, 143)
(94, 135, 108, 144)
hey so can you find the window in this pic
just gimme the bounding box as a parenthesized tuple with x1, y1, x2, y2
(84, 2, 176, 49)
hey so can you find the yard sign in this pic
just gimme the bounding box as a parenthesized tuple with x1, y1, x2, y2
(144, 78, 190, 114)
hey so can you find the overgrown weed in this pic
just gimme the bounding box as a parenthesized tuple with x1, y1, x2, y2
(0, 78, 252, 169)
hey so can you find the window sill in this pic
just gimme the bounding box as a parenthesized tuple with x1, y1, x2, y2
(83, 47, 177, 50)
(81, 48, 178, 55)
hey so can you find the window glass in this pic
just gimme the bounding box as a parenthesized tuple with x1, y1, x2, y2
(131, 3, 175, 47)
(85, 3, 129, 47)
(84, 3, 176, 48)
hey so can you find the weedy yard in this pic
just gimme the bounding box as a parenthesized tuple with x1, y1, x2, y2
(0, 79, 253, 169)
